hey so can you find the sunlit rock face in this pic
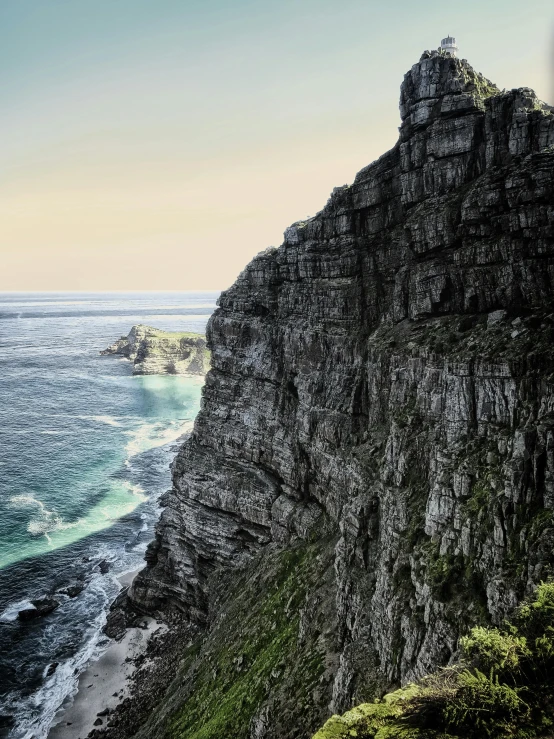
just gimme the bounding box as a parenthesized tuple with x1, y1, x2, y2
(130, 50, 554, 714)
(101, 324, 210, 376)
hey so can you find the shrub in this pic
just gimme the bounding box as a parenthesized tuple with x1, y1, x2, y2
(443, 669, 528, 738)
(516, 582, 554, 642)
(460, 626, 529, 676)
(314, 582, 554, 739)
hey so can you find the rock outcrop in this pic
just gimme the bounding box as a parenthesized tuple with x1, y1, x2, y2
(101, 325, 210, 376)
(18, 597, 60, 621)
(127, 50, 554, 737)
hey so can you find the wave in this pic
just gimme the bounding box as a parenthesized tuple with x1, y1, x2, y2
(0, 478, 151, 571)
(9, 495, 49, 512)
(0, 415, 193, 569)
(0, 599, 35, 623)
(12, 573, 120, 739)
(8, 495, 84, 543)
(124, 419, 193, 461)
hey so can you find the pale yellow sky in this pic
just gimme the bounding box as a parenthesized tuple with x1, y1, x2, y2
(1, 0, 552, 291)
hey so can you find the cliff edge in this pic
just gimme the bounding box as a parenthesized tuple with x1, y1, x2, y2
(120, 49, 554, 738)
(101, 325, 210, 376)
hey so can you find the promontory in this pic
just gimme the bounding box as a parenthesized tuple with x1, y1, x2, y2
(101, 325, 210, 376)
(92, 48, 554, 739)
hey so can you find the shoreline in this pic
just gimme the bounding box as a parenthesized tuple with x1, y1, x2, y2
(47, 568, 161, 739)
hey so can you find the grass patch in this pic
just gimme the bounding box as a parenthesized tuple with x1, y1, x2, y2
(168, 542, 331, 739)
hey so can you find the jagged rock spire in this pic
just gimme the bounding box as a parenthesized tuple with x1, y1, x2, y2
(399, 52, 499, 136)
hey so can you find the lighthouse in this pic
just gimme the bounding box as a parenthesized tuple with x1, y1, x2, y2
(440, 36, 458, 56)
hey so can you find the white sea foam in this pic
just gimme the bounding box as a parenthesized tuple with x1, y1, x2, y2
(124, 419, 193, 460)
(14, 574, 119, 739)
(9, 495, 49, 511)
(27, 516, 84, 538)
(0, 599, 35, 623)
(9, 495, 84, 542)
(123, 481, 146, 498)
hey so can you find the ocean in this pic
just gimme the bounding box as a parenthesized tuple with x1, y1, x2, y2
(0, 292, 219, 738)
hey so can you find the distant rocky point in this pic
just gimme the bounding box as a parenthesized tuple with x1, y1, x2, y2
(101, 324, 210, 376)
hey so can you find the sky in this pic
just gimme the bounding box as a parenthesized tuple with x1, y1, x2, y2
(1, 0, 553, 291)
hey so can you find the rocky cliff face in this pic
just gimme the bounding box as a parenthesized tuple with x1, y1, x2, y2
(101, 325, 210, 376)
(129, 50, 554, 735)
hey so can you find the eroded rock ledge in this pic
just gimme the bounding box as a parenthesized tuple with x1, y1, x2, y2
(124, 49, 554, 737)
(101, 325, 210, 376)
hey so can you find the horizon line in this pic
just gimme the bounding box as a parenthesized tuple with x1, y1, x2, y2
(0, 288, 225, 294)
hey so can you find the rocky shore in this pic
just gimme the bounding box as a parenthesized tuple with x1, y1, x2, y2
(101, 325, 210, 376)
(77, 49, 554, 738)
(47, 571, 166, 739)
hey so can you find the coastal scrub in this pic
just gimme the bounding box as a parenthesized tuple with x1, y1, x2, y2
(313, 582, 554, 739)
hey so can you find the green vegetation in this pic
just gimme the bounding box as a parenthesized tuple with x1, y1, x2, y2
(141, 328, 205, 341)
(313, 582, 554, 739)
(167, 542, 332, 739)
(422, 541, 465, 600)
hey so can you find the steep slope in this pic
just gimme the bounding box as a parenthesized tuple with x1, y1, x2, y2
(127, 49, 554, 735)
(101, 325, 210, 376)
(313, 583, 554, 739)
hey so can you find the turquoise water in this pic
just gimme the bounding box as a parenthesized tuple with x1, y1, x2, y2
(0, 292, 217, 738)
(0, 374, 203, 569)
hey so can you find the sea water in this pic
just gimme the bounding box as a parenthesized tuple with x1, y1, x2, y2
(0, 292, 219, 738)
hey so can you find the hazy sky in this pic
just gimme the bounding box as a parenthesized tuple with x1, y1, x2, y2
(1, 0, 553, 291)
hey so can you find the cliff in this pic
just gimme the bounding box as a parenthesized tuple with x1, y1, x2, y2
(118, 50, 554, 738)
(101, 325, 210, 376)
(313, 582, 554, 738)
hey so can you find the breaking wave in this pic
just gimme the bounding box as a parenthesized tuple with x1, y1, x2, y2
(8, 496, 83, 543)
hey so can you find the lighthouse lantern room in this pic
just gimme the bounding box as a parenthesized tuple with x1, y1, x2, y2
(440, 36, 458, 56)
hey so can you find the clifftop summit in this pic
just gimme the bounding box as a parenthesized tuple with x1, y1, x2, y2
(104, 53, 554, 739)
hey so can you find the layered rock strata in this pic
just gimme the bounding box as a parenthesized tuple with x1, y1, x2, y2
(101, 325, 210, 376)
(129, 49, 554, 731)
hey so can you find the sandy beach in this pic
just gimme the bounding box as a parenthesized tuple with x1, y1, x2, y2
(48, 569, 160, 739)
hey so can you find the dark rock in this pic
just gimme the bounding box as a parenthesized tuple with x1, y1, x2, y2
(17, 608, 40, 622)
(59, 582, 85, 598)
(103, 588, 146, 640)
(94, 717, 103, 726)
(18, 597, 60, 621)
(45, 662, 59, 677)
(112, 50, 554, 738)
(98, 560, 111, 574)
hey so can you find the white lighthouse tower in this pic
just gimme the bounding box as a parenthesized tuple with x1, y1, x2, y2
(440, 36, 458, 56)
